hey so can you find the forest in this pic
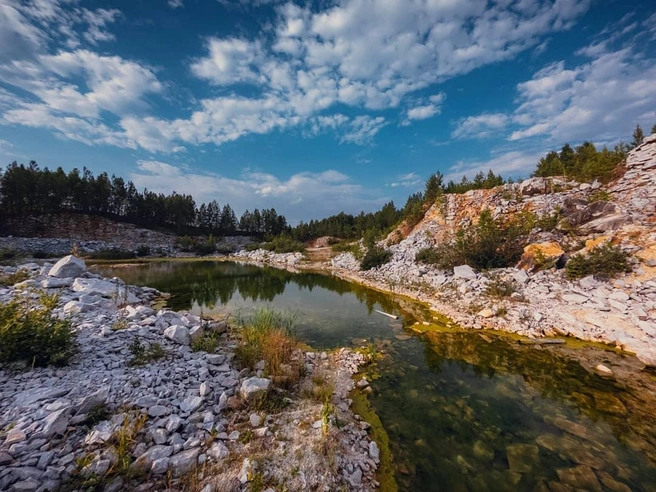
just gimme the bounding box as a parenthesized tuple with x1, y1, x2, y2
(0, 124, 649, 242)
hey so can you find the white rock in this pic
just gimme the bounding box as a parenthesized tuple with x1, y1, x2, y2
(169, 448, 200, 477)
(207, 442, 229, 461)
(42, 408, 70, 437)
(48, 255, 86, 278)
(199, 382, 210, 397)
(151, 457, 170, 475)
(179, 395, 203, 413)
(453, 265, 477, 279)
(249, 414, 261, 427)
(41, 277, 73, 289)
(189, 325, 204, 342)
(595, 364, 613, 376)
(369, 441, 380, 463)
(166, 414, 183, 433)
(164, 325, 190, 345)
(239, 377, 271, 402)
(72, 278, 119, 297)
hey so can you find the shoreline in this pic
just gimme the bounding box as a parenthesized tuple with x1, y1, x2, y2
(0, 257, 381, 491)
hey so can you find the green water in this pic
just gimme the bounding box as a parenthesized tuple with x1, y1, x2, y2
(95, 261, 656, 491)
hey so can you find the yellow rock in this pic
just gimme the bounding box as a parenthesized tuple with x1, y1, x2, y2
(584, 235, 611, 252)
(517, 242, 564, 271)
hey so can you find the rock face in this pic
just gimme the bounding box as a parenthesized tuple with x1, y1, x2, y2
(48, 255, 86, 278)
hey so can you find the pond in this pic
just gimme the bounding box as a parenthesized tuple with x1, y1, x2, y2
(94, 260, 656, 491)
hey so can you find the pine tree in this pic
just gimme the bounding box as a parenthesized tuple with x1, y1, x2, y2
(631, 124, 644, 148)
(651, 123, 656, 135)
(424, 172, 443, 204)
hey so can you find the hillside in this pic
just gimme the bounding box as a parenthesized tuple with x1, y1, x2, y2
(320, 135, 656, 365)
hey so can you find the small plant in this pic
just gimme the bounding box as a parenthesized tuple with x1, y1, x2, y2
(234, 307, 300, 387)
(360, 244, 392, 271)
(84, 403, 111, 427)
(415, 247, 440, 265)
(261, 235, 305, 254)
(135, 245, 150, 257)
(178, 235, 194, 251)
(239, 429, 253, 444)
(245, 242, 263, 251)
(0, 269, 30, 286)
(128, 339, 166, 366)
(536, 211, 560, 231)
(194, 235, 217, 256)
(0, 297, 77, 367)
(0, 248, 18, 260)
(495, 306, 508, 317)
(565, 244, 631, 279)
(587, 190, 613, 204)
(191, 331, 221, 353)
(484, 276, 518, 298)
(111, 318, 129, 331)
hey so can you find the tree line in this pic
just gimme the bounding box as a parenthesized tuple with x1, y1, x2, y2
(0, 162, 289, 236)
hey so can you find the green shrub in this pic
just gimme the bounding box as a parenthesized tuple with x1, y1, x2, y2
(191, 331, 222, 353)
(415, 247, 440, 265)
(245, 242, 262, 251)
(261, 235, 305, 253)
(215, 244, 236, 255)
(0, 248, 18, 260)
(331, 241, 361, 256)
(565, 244, 631, 279)
(536, 211, 560, 231)
(193, 241, 216, 256)
(327, 237, 341, 246)
(128, 339, 166, 366)
(360, 245, 392, 271)
(88, 249, 136, 260)
(587, 190, 613, 204)
(178, 235, 194, 251)
(418, 210, 530, 271)
(484, 276, 518, 298)
(0, 270, 30, 286)
(135, 245, 151, 257)
(0, 296, 77, 367)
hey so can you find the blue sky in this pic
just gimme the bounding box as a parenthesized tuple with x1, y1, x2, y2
(1, 0, 655, 223)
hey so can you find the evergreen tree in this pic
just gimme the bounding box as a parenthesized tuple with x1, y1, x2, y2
(631, 124, 644, 148)
(424, 172, 443, 204)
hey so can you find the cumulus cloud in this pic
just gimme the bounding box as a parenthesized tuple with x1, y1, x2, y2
(452, 113, 510, 139)
(131, 161, 388, 223)
(0, 0, 594, 151)
(168, 0, 184, 8)
(444, 150, 544, 183)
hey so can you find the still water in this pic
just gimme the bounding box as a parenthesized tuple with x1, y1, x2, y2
(95, 260, 656, 491)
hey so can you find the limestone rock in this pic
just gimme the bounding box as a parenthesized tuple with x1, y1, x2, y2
(453, 265, 476, 279)
(179, 395, 203, 413)
(517, 242, 564, 271)
(169, 448, 200, 477)
(164, 325, 190, 345)
(48, 255, 86, 278)
(239, 377, 271, 402)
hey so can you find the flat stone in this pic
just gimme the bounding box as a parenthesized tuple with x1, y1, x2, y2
(556, 466, 602, 492)
(148, 406, 171, 418)
(164, 325, 190, 345)
(453, 265, 476, 279)
(151, 458, 170, 475)
(166, 414, 183, 433)
(0, 451, 13, 466)
(4, 428, 27, 446)
(41, 408, 70, 437)
(14, 387, 70, 406)
(179, 395, 203, 413)
(506, 444, 539, 473)
(206, 354, 226, 365)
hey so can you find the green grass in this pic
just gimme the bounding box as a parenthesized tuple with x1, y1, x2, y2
(128, 339, 166, 366)
(0, 269, 30, 286)
(234, 307, 301, 387)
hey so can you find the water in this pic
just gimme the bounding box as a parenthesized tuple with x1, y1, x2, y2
(95, 260, 656, 491)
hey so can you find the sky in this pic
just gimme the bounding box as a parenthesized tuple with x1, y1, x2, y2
(1, 0, 655, 224)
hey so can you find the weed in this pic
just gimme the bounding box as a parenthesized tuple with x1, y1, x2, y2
(0, 269, 29, 286)
(495, 306, 508, 317)
(111, 318, 129, 331)
(84, 404, 111, 427)
(566, 244, 631, 279)
(128, 339, 166, 366)
(484, 276, 518, 298)
(239, 429, 253, 444)
(587, 190, 613, 204)
(0, 248, 18, 260)
(191, 330, 221, 353)
(0, 296, 77, 367)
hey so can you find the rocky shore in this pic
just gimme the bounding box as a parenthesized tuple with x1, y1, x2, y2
(229, 136, 656, 367)
(0, 256, 379, 492)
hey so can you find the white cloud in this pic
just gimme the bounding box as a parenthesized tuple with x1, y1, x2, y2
(131, 161, 388, 223)
(389, 172, 421, 187)
(168, 0, 184, 8)
(0, 0, 593, 151)
(509, 45, 656, 143)
(445, 150, 544, 182)
(452, 113, 510, 139)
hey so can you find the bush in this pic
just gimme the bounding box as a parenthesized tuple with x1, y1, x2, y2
(417, 210, 531, 271)
(135, 245, 151, 257)
(331, 241, 361, 255)
(261, 236, 305, 253)
(360, 244, 392, 271)
(565, 244, 631, 279)
(245, 242, 262, 252)
(193, 241, 216, 256)
(415, 247, 440, 265)
(0, 296, 77, 367)
(128, 339, 166, 366)
(0, 270, 30, 286)
(88, 249, 136, 260)
(215, 244, 236, 255)
(0, 248, 18, 260)
(177, 235, 194, 251)
(191, 331, 222, 353)
(484, 276, 518, 298)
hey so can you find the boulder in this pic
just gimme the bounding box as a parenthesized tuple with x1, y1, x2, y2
(169, 448, 200, 477)
(519, 177, 550, 196)
(72, 278, 119, 297)
(239, 377, 271, 402)
(517, 242, 565, 271)
(164, 325, 190, 345)
(453, 265, 477, 279)
(41, 277, 73, 289)
(48, 255, 86, 278)
(189, 325, 204, 342)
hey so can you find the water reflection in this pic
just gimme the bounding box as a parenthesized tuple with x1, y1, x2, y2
(96, 261, 656, 491)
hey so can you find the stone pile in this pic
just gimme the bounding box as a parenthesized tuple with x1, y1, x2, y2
(0, 256, 377, 491)
(233, 249, 304, 268)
